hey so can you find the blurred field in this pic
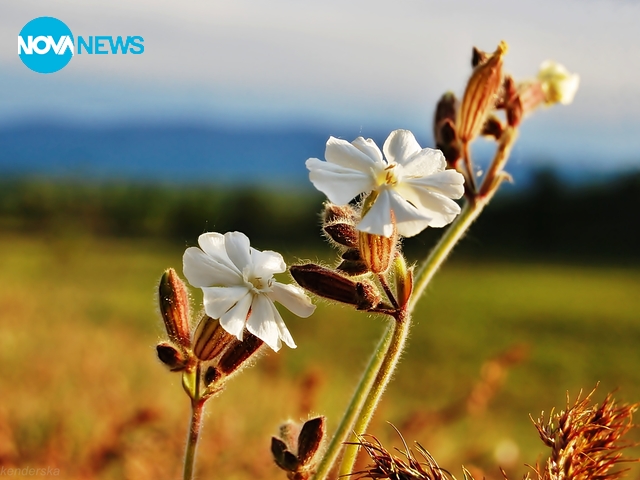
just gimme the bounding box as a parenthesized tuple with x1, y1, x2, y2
(1, 233, 639, 479)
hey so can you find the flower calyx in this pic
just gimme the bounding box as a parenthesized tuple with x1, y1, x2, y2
(271, 416, 326, 480)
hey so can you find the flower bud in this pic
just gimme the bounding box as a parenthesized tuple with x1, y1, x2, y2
(323, 223, 358, 248)
(158, 268, 191, 349)
(481, 115, 504, 140)
(156, 342, 188, 371)
(271, 437, 299, 473)
(321, 202, 357, 225)
(193, 315, 234, 361)
(358, 226, 397, 275)
(537, 60, 579, 106)
(290, 264, 380, 309)
(457, 41, 508, 144)
(204, 366, 221, 387)
(433, 92, 461, 166)
(217, 332, 264, 376)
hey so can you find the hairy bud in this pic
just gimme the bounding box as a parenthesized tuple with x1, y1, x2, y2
(271, 417, 326, 478)
(156, 342, 188, 372)
(217, 332, 264, 376)
(433, 92, 461, 166)
(359, 228, 397, 275)
(158, 268, 191, 349)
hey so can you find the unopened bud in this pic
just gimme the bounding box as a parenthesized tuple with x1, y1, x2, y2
(290, 264, 380, 309)
(457, 41, 508, 144)
(393, 255, 413, 308)
(217, 332, 264, 375)
(158, 269, 191, 349)
(156, 342, 188, 371)
(297, 416, 326, 467)
(471, 46, 489, 68)
(322, 202, 357, 225)
(337, 249, 368, 276)
(481, 115, 504, 140)
(193, 315, 234, 361)
(355, 281, 381, 311)
(324, 223, 358, 248)
(433, 92, 461, 166)
(358, 228, 397, 275)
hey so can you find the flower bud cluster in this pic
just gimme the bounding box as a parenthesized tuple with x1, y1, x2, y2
(156, 268, 265, 399)
(433, 41, 579, 198)
(290, 202, 413, 318)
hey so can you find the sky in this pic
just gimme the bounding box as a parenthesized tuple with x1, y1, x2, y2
(1, 0, 640, 173)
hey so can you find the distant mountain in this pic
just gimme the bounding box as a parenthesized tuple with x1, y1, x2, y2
(0, 123, 632, 188)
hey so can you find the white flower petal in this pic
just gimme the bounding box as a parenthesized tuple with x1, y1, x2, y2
(401, 148, 447, 177)
(201, 285, 249, 319)
(269, 282, 316, 318)
(352, 136, 384, 165)
(246, 294, 283, 351)
(402, 169, 465, 199)
(325, 136, 381, 170)
(183, 247, 241, 287)
(307, 158, 375, 205)
(250, 248, 286, 279)
(197, 233, 239, 273)
(224, 231, 252, 273)
(383, 130, 422, 165)
(398, 187, 461, 228)
(219, 291, 253, 340)
(387, 190, 434, 237)
(357, 189, 394, 237)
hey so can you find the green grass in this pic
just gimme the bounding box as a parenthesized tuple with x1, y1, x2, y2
(1, 234, 639, 479)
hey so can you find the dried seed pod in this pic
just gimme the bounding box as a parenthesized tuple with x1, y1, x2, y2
(324, 222, 358, 248)
(290, 264, 365, 306)
(158, 268, 191, 349)
(457, 41, 508, 144)
(321, 202, 357, 225)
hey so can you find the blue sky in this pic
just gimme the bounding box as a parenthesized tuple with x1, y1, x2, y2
(2, 0, 639, 173)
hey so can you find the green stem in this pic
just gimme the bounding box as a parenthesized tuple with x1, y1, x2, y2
(312, 322, 395, 480)
(183, 364, 203, 480)
(338, 312, 410, 478)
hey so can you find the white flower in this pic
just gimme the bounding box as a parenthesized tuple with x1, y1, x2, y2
(183, 232, 316, 352)
(538, 60, 580, 105)
(306, 129, 465, 238)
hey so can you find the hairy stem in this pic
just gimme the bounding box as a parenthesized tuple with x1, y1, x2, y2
(312, 322, 395, 480)
(183, 364, 204, 480)
(338, 311, 410, 478)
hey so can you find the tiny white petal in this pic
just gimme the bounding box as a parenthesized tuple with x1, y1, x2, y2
(383, 129, 422, 165)
(201, 285, 249, 319)
(246, 294, 283, 351)
(219, 292, 253, 340)
(269, 282, 316, 318)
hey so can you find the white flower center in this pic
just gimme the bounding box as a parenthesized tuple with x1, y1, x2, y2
(243, 269, 273, 294)
(376, 163, 400, 188)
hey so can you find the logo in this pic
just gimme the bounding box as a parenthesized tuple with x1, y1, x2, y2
(18, 16, 145, 74)
(18, 17, 74, 74)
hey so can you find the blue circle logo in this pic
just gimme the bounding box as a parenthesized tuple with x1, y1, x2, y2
(18, 17, 74, 74)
